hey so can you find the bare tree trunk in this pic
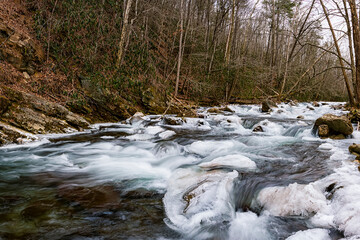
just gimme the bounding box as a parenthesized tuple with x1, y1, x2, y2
(348, 0, 360, 104)
(280, 3, 300, 96)
(116, 0, 133, 68)
(342, 0, 357, 99)
(287, 0, 315, 63)
(320, 0, 355, 105)
(224, 0, 235, 65)
(175, 0, 184, 97)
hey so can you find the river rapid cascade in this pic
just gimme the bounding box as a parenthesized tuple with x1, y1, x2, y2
(1, 102, 360, 240)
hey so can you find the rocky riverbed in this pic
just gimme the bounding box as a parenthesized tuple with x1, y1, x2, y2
(0, 102, 359, 240)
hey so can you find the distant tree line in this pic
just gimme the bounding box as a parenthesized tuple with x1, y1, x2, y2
(26, 0, 355, 103)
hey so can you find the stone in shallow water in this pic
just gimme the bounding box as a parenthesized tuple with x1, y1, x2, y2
(163, 116, 184, 125)
(21, 200, 55, 220)
(253, 125, 264, 132)
(261, 100, 276, 113)
(312, 101, 320, 107)
(349, 143, 360, 156)
(57, 185, 121, 209)
(207, 107, 221, 114)
(314, 114, 353, 139)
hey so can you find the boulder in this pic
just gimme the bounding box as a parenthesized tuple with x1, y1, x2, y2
(253, 126, 264, 132)
(312, 101, 320, 107)
(307, 106, 315, 111)
(219, 106, 234, 113)
(261, 100, 277, 113)
(163, 116, 184, 125)
(318, 124, 329, 138)
(314, 114, 353, 139)
(297, 115, 304, 119)
(349, 144, 360, 156)
(289, 100, 299, 106)
(207, 107, 221, 114)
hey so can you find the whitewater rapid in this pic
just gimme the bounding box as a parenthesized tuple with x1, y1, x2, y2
(0, 102, 359, 239)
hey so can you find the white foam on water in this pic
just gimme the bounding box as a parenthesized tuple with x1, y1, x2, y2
(83, 154, 171, 189)
(100, 136, 115, 139)
(163, 168, 238, 239)
(3, 101, 358, 239)
(228, 211, 271, 240)
(314, 164, 360, 237)
(209, 115, 251, 134)
(50, 154, 74, 167)
(286, 229, 331, 240)
(183, 118, 212, 131)
(244, 135, 296, 147)
(186, 140, 236, 157)
(352, 131, 360, 139)
(255, 182, 327, 217)
(269, 102, 348, 120)
(145, 126, 164, 135)
(318, 143, 334, 150)
(340, 236, 360, 240)
(0, 138, 49, 150)
(199, 154, 256, 170)
(126, 133, 154, 141)
(254, 119, 285, 135)
(159, 155, 199, 170)
(226, 105, 261, 116)
(159, 130, 176, 139)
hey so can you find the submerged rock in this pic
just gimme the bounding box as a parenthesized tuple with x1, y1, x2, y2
(314, 114, 353, 139)
(57, 185, 121, 209)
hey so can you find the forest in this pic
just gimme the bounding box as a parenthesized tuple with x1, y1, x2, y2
(2, 1, 360, 240)
(14, 0, 360, 109)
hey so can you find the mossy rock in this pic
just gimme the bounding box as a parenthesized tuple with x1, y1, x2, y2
(349, 144, 360, 156)
(314, 114, 353, 138)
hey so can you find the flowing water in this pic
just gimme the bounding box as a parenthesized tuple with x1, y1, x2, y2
(1, 102, 360, 240)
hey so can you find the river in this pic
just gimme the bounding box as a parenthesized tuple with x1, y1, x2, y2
(0, 102, 359, 240)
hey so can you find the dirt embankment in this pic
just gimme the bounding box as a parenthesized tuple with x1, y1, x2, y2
(0, 1, 113, 145)
(0, 0, 198, 145)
